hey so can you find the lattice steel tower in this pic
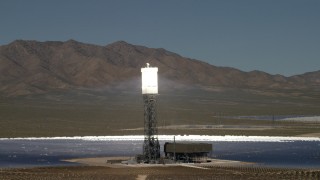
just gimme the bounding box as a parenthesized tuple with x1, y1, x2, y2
(141, 63, 160, 163)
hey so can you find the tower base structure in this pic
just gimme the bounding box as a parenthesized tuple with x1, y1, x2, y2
(143, 94, 160, 163)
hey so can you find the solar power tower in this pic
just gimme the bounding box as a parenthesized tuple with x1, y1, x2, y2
(141, 63, 160, 163)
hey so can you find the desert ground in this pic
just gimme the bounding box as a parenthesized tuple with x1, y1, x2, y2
(1, 88, 320, 138)
(1, 164, 319, 180)
(1, 89, 319, 179)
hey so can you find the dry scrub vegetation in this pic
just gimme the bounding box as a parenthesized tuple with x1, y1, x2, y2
(1, 166, 320, 180)
(1, 89, 320, 138)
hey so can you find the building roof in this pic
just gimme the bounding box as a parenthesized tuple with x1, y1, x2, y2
(164, 143, 212, 153)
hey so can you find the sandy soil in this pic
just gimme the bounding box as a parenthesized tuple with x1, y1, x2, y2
(297, 133, 320, 137)
(1, 165, 319, 180)
(63, 156, 253, 169)
(123, 125, 277, 131)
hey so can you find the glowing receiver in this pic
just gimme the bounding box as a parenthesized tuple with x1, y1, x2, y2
(141, 63, 158, 94)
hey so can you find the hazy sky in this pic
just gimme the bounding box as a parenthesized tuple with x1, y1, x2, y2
(1, 0, 319, 76)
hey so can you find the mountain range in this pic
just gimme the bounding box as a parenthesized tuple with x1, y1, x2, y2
(0, 40, 319, 97)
